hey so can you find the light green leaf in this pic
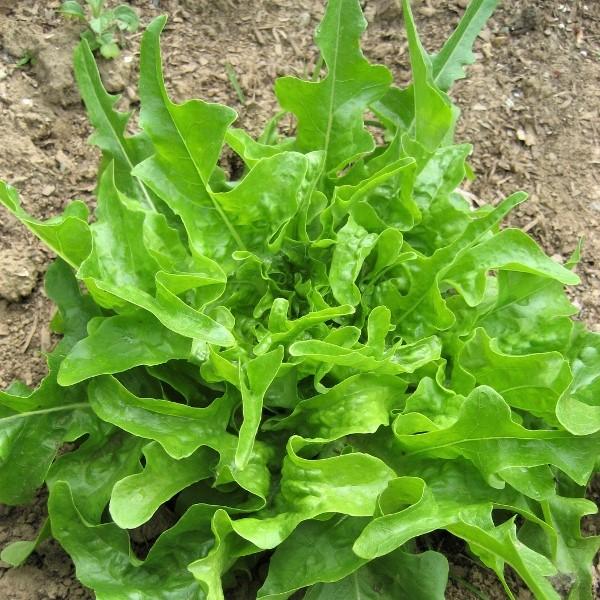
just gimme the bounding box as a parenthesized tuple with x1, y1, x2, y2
(394, 386, 600, 486)
(354, 477, 559, 599)
(258, 516, 369, 600)
(58, 311, 191, 385)
(477, 270, 577, 354)
(543, 495, 600, 600)
(78, 165, 234, 345)
(444, 228, 580, 306)
(87, 376, 234, 460)
(460, 328, 572, 420)
(134, 16, 240, 263)
(0, 182, 91, 268)
(74, 40, 154, 207)
(47, 428, 143, 522)
(329, 216, 378, 306)
(1, 520, 51, 567)
(49, 481, 213, 599)
(432, 0, 500, 91)
(114, 5, 139, 32)
(275, 0, 392, 172)
(236, 346, 284, 468)
(305, 549, 448, 600)
(401, 0, 453, 151)
(214, 152, 309, 254)
(100, 42, 120, 60)
(0, 261, 100, 504)
(59, 1, 85, 19)
(188, 509, 258, 600)
(266, 373, 405, 440)
(289, 335, 441, 375)
(378, 191, 526, 340)
(87, 376, 271, 503)
(556, 328, 600, 435)
(231, 438, 396, 549)
(110, 442, 216, 529)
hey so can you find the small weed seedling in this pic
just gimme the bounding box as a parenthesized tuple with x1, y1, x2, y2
(60, 0, 139, 59)
(15, 50, 36, 68)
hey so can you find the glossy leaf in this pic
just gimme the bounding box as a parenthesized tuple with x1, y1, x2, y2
(236, 346, 284, 468)
(110, 443, 216, 529)
(59, 311, 191, 385)
(305, 550, 448, 600)
(432, 0, 500, 91)
(460, 328, 572, 420)
(0, 182, 91, 268)
(258, 516, 369, 599)
(401, 0, 453, 151)
(275, 0, 392, 171)
(74, 39, 153, 207)
(49, 481, 213, 599)
(394, 386, 600, 486)
(0, 520, 51, 567)
(133, 16, 240, 263)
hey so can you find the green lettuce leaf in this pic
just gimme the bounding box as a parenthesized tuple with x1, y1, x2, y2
(275, 0, 392, 172)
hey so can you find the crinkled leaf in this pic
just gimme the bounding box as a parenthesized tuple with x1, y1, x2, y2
(1, 2, 598, 598)
(49, 481, 213, 600)
(133, 16, 240, 263)
(236, 346, 283, 468)
(305, 549, 448, 600)
(460, 328, 572, 421)
(266, 373, 406, 440)
(258, 516, 369, 600)
(394, 386, 600, 486)
(110, 442, 216, 529)
(59, 311, 191, 385)
(556, 328, 600, 435)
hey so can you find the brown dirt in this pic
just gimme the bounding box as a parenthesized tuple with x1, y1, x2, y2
(0, 0, 598, 598)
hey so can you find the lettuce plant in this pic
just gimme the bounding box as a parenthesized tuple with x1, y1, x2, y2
(1, 0, 599, 598)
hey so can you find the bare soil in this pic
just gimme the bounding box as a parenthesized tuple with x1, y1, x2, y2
(0, 0, 598, 598)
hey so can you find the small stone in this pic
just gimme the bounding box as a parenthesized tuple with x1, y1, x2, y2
(298, 12, 311, 28)
(0, 248, 39, 302)
(418, 6, 436, 17)
(516, 126, 536, 146)
(41, 184, 55, 196)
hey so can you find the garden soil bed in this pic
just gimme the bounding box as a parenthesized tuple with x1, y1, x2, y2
(0, 0, 599, 598)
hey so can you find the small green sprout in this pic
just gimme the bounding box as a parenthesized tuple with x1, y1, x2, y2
(59, 0, 139, 59)
(15, 50, 36, 68)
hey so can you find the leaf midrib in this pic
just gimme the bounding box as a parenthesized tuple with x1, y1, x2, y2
(80, 46, 155, 211)
(163, 97, 246, 251)
(322, 2, 344, 164)
(1, 403, 91, 424)
(403, 430, 574, 457)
